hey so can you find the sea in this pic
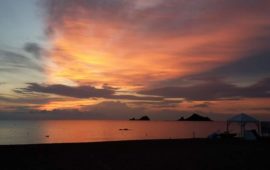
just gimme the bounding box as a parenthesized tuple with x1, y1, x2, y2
(0, 120, 253, 145)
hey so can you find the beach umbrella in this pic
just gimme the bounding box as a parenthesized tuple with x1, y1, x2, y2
(227, 113, 260, 137)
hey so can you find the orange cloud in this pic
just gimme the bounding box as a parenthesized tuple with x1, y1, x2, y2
(39, 0, 270, 113)
(38, 98, 101, 111)
(45, 0, 270, 90)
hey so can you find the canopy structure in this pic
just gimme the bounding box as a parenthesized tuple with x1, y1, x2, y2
(227, 113, 260, 137)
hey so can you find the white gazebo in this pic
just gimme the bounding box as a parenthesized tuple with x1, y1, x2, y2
(227, 113, 260, 137)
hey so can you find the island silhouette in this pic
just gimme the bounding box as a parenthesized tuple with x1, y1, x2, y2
(129, 116, 150, 121)
(178, 113, 212, 121)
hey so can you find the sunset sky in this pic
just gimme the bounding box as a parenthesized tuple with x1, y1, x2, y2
(0, 0, 270, 120)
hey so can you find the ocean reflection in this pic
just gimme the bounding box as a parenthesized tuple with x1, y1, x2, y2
(0, 120, 256, 145)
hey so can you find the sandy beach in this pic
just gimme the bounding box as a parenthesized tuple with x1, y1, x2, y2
(0, 139, 269, 170)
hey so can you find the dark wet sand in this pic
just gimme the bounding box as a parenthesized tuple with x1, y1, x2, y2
(0, 139, 270, 170)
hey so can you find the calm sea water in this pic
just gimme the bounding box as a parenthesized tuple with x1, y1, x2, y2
(0, 120, 248, 145)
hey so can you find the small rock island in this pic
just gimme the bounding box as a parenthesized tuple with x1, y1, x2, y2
(178, 113, 212, 121)
(130, 116, 150, 121)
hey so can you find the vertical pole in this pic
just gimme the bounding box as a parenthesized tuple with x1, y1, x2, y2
(226, 121, 229, 132)
(258, 122, 261, 136)
(240, 121, 243, 137)
(243, 122, 245, 137)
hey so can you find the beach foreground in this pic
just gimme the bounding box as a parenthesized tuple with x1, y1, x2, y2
(0, 139, 269, 170)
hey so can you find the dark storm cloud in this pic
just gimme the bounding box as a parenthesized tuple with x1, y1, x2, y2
(140, 78, 270, 101)
(18, 83, 163, 101)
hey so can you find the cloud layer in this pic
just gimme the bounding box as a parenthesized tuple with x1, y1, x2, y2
(42, 0, 270, 88)
(18, 83, 163, 101)
(1, 0, 270, 119)
(20, 83, 115, 98)
(140, 78, 270, 101)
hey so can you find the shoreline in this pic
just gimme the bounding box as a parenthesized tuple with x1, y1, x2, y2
(0, 138, 205, 146)
(1, 138, 270, 170)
